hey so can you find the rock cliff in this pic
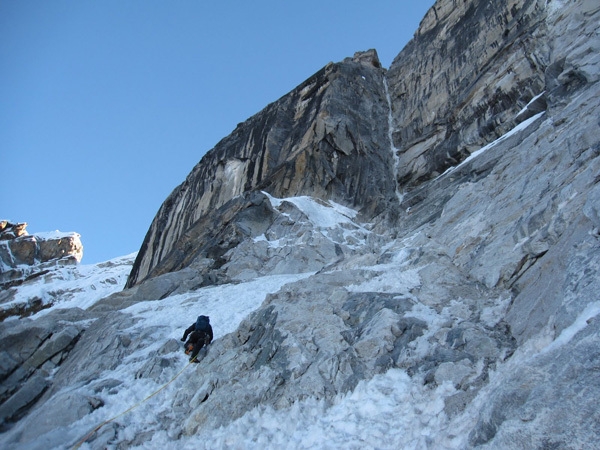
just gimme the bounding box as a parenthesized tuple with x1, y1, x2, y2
(126, 49, 398, 288)
(1, 0, 600, 448)
(386, 0, 549, 188)
(0, 221, 84, 315)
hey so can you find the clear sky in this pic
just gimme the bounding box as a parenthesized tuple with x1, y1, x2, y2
(1, 0, 435, 264)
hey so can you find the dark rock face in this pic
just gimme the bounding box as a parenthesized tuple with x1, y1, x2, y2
(386, 0, 548, 189)
(127, 0, 563, 288)
(127, 50, 398, 288)
(131, 191, 277, 285)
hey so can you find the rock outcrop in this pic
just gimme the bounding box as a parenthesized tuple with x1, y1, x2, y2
(126, 49, 398, 288)
(0, 222, 84, 318)
(0, 222, 83, 288)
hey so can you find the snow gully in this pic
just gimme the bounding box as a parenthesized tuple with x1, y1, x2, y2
(383, 76, 404, 204)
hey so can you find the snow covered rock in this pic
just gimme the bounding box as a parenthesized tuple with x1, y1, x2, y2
(0, 252, 133, 321)
(0, 221, 28, 240)
(0, 223, 83, 272)
(0, 221, 84, 311)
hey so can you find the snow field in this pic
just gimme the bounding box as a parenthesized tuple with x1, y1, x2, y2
(2, 253, 137, 315)
(70, 272, 314, 449)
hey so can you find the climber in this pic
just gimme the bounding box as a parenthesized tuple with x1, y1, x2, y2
(181, 315, 213, 362)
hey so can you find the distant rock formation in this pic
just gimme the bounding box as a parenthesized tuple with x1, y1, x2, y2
(0, 221, 83, 314)
(0, 221, 28, 240)
(0, 222, 83, 269)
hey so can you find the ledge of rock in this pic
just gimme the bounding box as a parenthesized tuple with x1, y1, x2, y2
(0, 221, 83, 292)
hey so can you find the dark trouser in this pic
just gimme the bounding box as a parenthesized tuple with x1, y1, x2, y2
(185, 331, 211, 359)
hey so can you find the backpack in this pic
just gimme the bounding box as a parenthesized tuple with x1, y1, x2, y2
(195, 315, 211, 333)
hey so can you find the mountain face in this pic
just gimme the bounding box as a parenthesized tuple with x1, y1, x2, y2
(386, 0, 548, 188)
(125, 49, 398, 288)
(2, 0, 600, 448)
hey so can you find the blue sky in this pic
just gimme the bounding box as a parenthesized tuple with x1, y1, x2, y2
(1, 1, 434, 264)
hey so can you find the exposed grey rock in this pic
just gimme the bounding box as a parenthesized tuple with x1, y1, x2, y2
(468, 316, 600, 449)
(23, 326, 80, 371)
(0, 375, 49, 425)
(17, 392, 104, 443)
(0, 308, 91, 429)
(135, 339, 181, 381)
(127, 50, 398, 287)
(0, 352, 19, 382)
(2, 0, 600, 448)
(386, 0, 549, 189)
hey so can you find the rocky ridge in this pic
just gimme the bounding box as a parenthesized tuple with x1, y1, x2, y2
(0, 221, 84, 319)
(1, 0, 599, 448)
(125, 49, 398, 288)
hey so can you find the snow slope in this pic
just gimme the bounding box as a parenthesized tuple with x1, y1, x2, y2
(1, 196, 455, 449)
(2, 170, 599, 449)
(5, 247, 586, 450)
(1, 253, 136, 317)
(1, 250, 456, 450)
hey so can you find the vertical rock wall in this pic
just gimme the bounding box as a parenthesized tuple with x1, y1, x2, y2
(386, 0, 548, 188)
(127, 51, 397, 287)
(128, 0, 596, 293)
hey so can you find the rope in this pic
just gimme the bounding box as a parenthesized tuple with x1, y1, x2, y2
(72, 355, 198, 449)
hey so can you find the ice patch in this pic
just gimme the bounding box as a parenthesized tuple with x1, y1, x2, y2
(383, 77, 404, 204)
(264, 192, 359, 228)
(443, 112, 546, 176)
(542, 301, 600, 354)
